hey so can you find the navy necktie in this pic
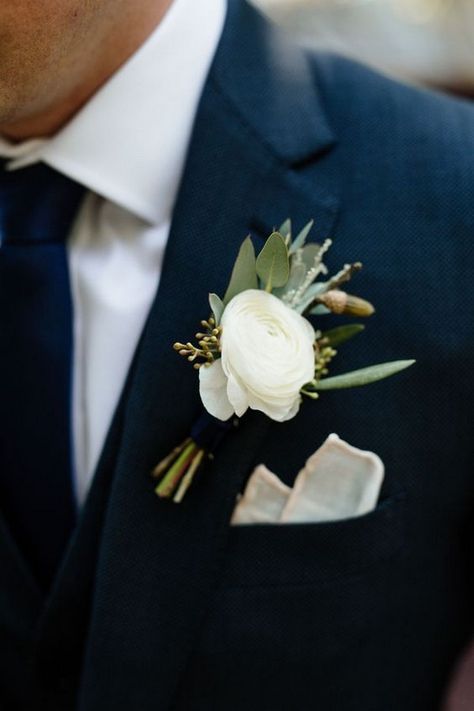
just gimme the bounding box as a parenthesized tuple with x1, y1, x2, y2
(0, 159, 85, 590)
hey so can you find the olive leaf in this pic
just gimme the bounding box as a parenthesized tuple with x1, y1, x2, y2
(288, 219, 314, 255)
(256, 231, 290, 291)
(209, 293, 224, 324)
(294, 282, 327, 314)
(319, 324, 365, 347)
(223, 236, 258, 305)
(309, 303, 331, 315)
(278, 218, 292, 246)
(311, 360, 415, 390)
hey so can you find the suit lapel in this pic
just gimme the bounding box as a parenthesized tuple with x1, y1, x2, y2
(78, 2, 340, 709)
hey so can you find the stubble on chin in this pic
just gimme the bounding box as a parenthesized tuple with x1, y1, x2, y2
(0, 37, 62, 135)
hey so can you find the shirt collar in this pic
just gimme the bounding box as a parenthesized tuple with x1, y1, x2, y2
(0, 0, 226, 225)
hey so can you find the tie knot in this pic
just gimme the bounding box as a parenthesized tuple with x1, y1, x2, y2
(0, 160, 85, 246)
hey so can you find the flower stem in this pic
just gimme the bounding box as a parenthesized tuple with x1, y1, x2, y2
(173, 449, 206, 503)
(151, 437, 192, 478)
(155, 441, 197, 498)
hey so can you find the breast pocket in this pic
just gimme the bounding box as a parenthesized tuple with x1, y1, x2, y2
(220, 491, 406, 588)
(183, 492, 408, 709)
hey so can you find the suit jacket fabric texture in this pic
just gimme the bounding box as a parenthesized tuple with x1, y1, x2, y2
(0, 1, 473, 709)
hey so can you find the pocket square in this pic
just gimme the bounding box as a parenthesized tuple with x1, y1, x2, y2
(231, 433, 384, 525)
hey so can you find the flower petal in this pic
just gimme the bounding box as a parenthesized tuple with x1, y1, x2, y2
(226, 371, 249, 418)
(199, 360, 235, 421)
(220, 289, 315, 422)
(247, 390, 301, 422)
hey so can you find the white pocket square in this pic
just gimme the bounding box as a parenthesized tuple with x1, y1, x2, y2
(231, 433, 384, 525)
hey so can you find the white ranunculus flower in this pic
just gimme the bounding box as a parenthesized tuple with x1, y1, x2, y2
(199, 289, 315, 422)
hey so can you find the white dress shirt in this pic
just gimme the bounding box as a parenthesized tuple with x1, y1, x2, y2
(0, 0, 226, 505)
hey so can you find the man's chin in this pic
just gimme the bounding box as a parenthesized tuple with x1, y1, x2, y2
(0, 91, 22, 134)
(0, 97, 49, 141)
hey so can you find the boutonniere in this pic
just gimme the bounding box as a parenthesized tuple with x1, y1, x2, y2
(152, 220, 415, 502)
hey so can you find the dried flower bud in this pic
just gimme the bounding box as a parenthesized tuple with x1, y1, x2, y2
(318, 290, 374, 317)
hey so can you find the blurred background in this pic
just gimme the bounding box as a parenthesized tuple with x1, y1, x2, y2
(254, 0, 474, 98)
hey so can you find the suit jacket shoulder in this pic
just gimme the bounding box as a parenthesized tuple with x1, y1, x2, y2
(309, 51, 474, 223)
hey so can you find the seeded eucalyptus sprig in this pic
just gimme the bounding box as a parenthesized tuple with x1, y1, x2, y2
(173, 317, 222, 369)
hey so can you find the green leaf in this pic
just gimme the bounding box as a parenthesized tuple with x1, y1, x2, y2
(319, 324, 365, 347)
(272, 258, 306, 299)
(278, 218, 292, 245)
(300, 242, 322, 271)
(294, 282, 327, 313)
(256, 232, 289, 291)
(312, 360, 416, 390)
(209, 293, 224, 324)
(288, 219, 314, 255)
(223, 236, 258, 305)
(310, 304, 331, 315)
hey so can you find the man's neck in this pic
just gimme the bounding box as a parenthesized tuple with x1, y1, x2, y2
(0, 0, 174, 142)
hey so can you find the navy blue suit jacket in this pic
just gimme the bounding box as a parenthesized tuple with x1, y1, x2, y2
(1, 1, 473, 709)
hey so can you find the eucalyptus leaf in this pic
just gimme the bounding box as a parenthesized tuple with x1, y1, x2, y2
(312, 360, 416, 390)
(274, 240, 325, 301)
(209, 293, 224, 324)
(272, 258, 306, 299)
(256, 231, 289, 291)
(223, 236, 258, 305)
(288, 219, 314, 255)
(319, 324, 365, 347)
